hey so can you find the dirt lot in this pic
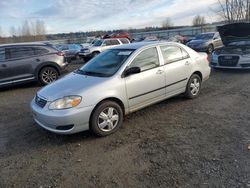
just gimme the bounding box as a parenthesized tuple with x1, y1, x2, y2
(0, 63, 249, 188)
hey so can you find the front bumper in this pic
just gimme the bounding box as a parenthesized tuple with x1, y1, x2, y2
(31, 99, 95, 134)
(79, 51, 92, 58)
(210, 54, 250, 69)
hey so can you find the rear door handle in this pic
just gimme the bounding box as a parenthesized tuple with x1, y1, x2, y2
(36, 59, 40, 62)
(156, 69, 164, 74)
(185, 61, 190, 65)
(1, 64, 7, 68)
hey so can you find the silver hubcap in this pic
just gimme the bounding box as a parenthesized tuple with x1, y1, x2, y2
(98, 107, 119, 132)
(190, 78, 200, 96)
(42, 69, 57, 84)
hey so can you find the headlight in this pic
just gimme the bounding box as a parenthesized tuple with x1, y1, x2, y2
(49, 96, 82, 110)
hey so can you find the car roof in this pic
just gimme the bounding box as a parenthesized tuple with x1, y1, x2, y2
(0, 42, 48, 48)
(112, 41, 178, 50)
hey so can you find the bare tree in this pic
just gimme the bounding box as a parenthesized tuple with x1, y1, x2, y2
(9, 26, 17, 37)
(22, 20, 31, 36)
(35, 19, 46, 40)
(217, 0, 250, 22)
(162, 17, 173, 29)
(192, 15, 206, 26)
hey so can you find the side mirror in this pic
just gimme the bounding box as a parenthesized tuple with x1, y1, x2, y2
(124, 67, 141, 77)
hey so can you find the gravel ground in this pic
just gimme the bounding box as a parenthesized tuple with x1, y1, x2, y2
(0, 62, 249, 188)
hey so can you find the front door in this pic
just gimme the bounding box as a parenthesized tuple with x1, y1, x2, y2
(124, 47, 166, 111)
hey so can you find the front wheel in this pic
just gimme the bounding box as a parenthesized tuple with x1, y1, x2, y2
(92, 51, 100, 58)
(90, 101, 123, 136)
(185, 74, 202, 99)
(207, 44, 214, 54)
(39, 67, 59, 86)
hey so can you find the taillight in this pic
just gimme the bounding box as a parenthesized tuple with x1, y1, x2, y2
(57, 51, 65, 56)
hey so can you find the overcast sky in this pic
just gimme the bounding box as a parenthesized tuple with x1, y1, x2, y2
(0, 0, 219, 36)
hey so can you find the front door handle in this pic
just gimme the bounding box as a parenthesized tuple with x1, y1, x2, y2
(185, 61, 190, 65)
(1, 64, 7, 68)
(156, 69, 164, 74)
(36, 59, 40, 62)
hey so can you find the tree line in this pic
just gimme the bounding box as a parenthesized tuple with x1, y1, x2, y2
(0, 19, 47, 44)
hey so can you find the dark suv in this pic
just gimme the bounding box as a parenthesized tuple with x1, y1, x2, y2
(0, 43, 68, 87)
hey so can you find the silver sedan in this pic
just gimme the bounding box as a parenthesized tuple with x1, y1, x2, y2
(31, 42, 211, 136)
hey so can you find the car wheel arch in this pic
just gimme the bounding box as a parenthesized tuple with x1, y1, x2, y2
(191, 71, 203, 81)
(35, 62, 61, 79)
(89, 97, 126, 124)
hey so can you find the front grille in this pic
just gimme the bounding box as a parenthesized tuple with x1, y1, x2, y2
(218, 56, 239, 67)
(35, 95, 47, 108)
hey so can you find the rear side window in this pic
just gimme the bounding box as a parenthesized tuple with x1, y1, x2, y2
(160, 45, 189, 64)
(8, 47, 35, 59)
(34, 47, 49, 55)
(129, 47, 159, 72)
(119, 38, 129, 44)
(0, 48, 5, 61)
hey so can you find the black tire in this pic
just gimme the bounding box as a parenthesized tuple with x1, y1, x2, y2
(92, 51, 100, 58)
(39, 66, 59, 86)
(207, 44, 214, 54)
(184, 74, 202, 99)
(90, 101, 123, 136)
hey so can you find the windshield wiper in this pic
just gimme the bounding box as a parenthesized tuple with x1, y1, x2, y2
(75, 69, 108, 77)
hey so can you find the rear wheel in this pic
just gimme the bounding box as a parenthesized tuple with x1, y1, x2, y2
(90, 101, 123, 136)
(185, 74, 202, 99)
(39, 66, 59, 85)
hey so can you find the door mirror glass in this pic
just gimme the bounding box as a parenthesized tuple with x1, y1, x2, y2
(124, 67, 141, 77)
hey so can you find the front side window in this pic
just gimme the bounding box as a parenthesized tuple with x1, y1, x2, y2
(8, 47, 35, 59)
(160, 45, 188, 64)
(0, 48, 5, 61)
(76, 49, 134, 77)
(129, 47, 159, 72)
(103, 40, 113, 46)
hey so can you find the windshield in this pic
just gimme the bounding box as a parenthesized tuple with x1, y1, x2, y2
(195, 33, 214, 40)
(93, 39, 103, 46)
(228, 40, 250, 46)
(75, 49, 134, 77)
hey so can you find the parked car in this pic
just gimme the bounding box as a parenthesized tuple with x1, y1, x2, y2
(79, 38, 130, 60)
(103, 32, 131, 41)
(211, 23, 250, 69)
(167, 35, 187, 44)
(80, 37, 98, 48)
(186, 32, 223, 53)
(0, 42, 68, 87)
(55, 44, 82, 62)
(31, 41, 211, 136)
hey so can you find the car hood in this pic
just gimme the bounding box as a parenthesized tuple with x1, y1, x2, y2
(217, 23, 250, 46)
(188, 39, 209, 44)
(37, 72, 108, 101)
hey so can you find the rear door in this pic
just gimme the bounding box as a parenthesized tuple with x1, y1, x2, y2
(124, 47, 166, 111)
(160, 45, 192, 96)
(3, 47, 36, 82)
(0, 47, 12, 84)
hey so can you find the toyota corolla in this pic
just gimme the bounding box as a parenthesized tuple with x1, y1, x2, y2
(31, 42, 210, 136)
